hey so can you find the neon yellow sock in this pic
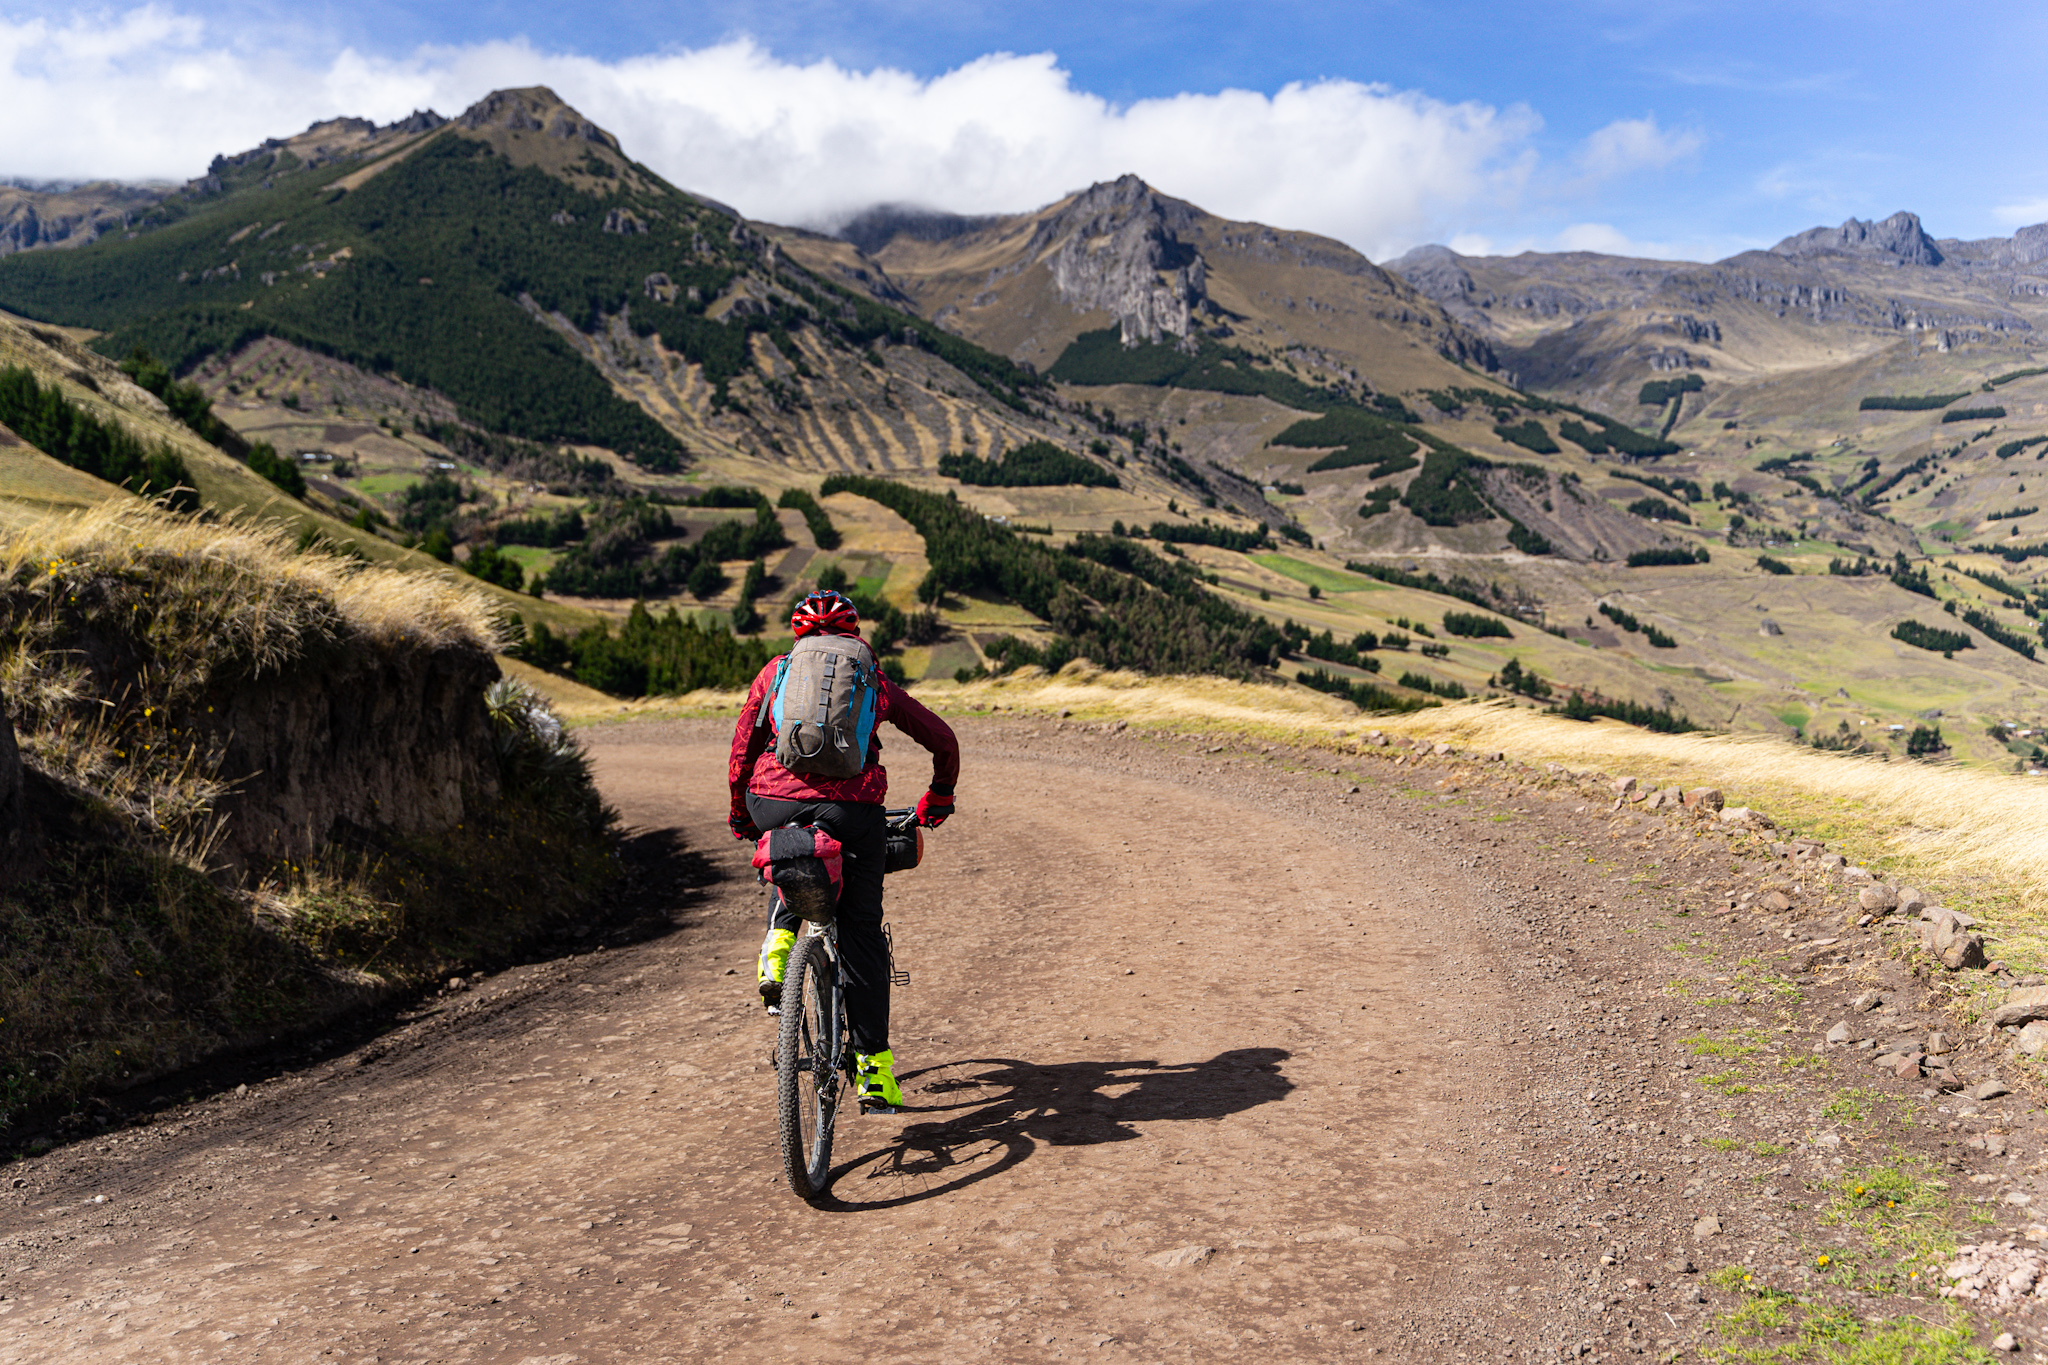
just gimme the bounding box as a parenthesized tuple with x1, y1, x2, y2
(758, 928, 796, 984)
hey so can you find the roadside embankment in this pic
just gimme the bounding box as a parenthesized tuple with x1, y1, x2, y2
(0, 503, 619, 1139)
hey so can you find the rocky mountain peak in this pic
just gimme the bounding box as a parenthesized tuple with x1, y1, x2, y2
(1383, 244, 1475, 302)
(2010, 223, 2048, 266)
(1025, 175, 1210, 347)
(1771, 210, 1944, 266)
(454, 87, 620, 152)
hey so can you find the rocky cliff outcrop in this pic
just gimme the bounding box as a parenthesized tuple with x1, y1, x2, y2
(0, 182, 163, 257)
(1028, 176, 1213, 347)
(1771, 211, 1944, 267)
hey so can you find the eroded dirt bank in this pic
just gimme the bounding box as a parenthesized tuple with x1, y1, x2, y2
(0, 718, 2040, 1363)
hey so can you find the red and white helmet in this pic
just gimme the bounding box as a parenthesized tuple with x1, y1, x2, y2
(791, 589, 860, 638)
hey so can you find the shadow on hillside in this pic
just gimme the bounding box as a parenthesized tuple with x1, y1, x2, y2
(815, 1047, 1293, 1212)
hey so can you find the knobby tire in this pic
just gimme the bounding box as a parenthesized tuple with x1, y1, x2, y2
(775, 935, 840, 1200)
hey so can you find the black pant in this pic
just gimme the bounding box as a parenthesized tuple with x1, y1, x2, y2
(747, 795, 891, 1056)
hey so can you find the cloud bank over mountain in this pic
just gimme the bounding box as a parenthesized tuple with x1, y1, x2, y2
(0, 7, 1700, 260)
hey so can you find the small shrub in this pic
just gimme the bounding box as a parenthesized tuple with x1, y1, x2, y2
(246, 442, 307, 499)
(1627, 496, 1691, 525)
(463, 541, 525, 591)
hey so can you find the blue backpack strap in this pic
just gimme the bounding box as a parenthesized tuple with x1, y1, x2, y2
(850, 654, 880, 757)
(756, 655, 791, 731)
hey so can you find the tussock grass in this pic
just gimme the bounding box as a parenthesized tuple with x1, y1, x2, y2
(2, 501, 504, 850)
(2, 499, 505, 660)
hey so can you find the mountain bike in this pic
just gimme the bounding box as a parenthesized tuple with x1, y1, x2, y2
(774, 807, 919, 1201)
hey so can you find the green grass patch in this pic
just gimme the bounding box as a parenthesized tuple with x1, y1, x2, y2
(1247, 554, 1384, 593)
(354, 472, 421, 497)
(495, 544, 560, 576)
(1683, 1030, 1769, 1057)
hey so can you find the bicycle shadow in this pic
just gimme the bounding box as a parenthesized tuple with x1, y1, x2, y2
(814, 1047, 1292, 1211)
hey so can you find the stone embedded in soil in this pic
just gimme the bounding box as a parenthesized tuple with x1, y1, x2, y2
(1995, 1332, 2019, 1352)
(1851, 990, 1883, 1012)
(1858, 884, 1899, 913)
(1146, 1245, 1215, 1269)
(2017, 1021, 2048, 1056)
(1988, 987, 2048, 1029)
(1682, 787, 1723, 811)
(1825, 1021, 1854, 1045)
(1758, 890, 1794, 913)
(1972, 1080, 2013, 1101)
(1691, 1215, 1722, 1241)
(1937, 923, 1989, 971)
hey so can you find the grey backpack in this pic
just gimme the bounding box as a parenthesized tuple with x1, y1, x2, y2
(761, 634, 882, 779)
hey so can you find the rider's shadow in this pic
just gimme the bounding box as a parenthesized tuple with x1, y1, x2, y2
(822, 1048, 1292, 1210)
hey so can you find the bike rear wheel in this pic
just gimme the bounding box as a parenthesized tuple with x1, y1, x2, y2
(775, 935, 841, 1200)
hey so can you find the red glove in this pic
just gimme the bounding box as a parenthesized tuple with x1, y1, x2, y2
(916, 788, 955, 828)
(729, 795, 760, 841)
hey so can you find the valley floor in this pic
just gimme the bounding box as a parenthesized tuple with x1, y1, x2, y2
(0, 720, 2038, 1362)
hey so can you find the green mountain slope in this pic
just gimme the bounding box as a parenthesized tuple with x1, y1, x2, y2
(0, 89, 1052, 480)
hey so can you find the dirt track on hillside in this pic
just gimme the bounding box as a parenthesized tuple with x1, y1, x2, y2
(2, 718, 2040, 1362)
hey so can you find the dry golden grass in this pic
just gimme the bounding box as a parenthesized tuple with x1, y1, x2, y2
(924, 664, 2048, 958)
(3, 501, 505, 853)
(2, 499, 506, 658)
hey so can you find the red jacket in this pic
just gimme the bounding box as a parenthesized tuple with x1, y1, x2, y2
(728, 644, 960, 820)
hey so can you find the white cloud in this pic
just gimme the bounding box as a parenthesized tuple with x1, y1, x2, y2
(0, 10, 1547, 260)
(1993, 197, 2048, 228)
(1574, 116, 1702, 182)
(1551, 222, 1677, 257)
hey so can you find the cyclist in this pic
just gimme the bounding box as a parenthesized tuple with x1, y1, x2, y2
(727, 588, 959, 1111)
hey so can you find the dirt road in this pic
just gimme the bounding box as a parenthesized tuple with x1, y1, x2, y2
(0, 718, 2036, 1362)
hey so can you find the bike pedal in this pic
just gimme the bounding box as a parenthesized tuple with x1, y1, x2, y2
(858, 1101, 903, 1116)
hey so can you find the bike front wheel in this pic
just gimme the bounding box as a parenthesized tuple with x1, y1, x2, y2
(775, 934, 841, 1200)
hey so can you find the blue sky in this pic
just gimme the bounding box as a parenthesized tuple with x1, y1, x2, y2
(5, 0, 2045, 262)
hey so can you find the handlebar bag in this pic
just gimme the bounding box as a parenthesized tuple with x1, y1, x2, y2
(752, 824, 844, 923)
(884, 823, 924, 874)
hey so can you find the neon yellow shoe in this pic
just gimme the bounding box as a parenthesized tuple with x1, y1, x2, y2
(855, 1050, 905, 1110)
(757, 928, 796, 1008)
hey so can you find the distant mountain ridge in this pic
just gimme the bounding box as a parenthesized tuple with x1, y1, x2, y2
(773, 171, 1501, 397)
(1381, 209, 2048, 409)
